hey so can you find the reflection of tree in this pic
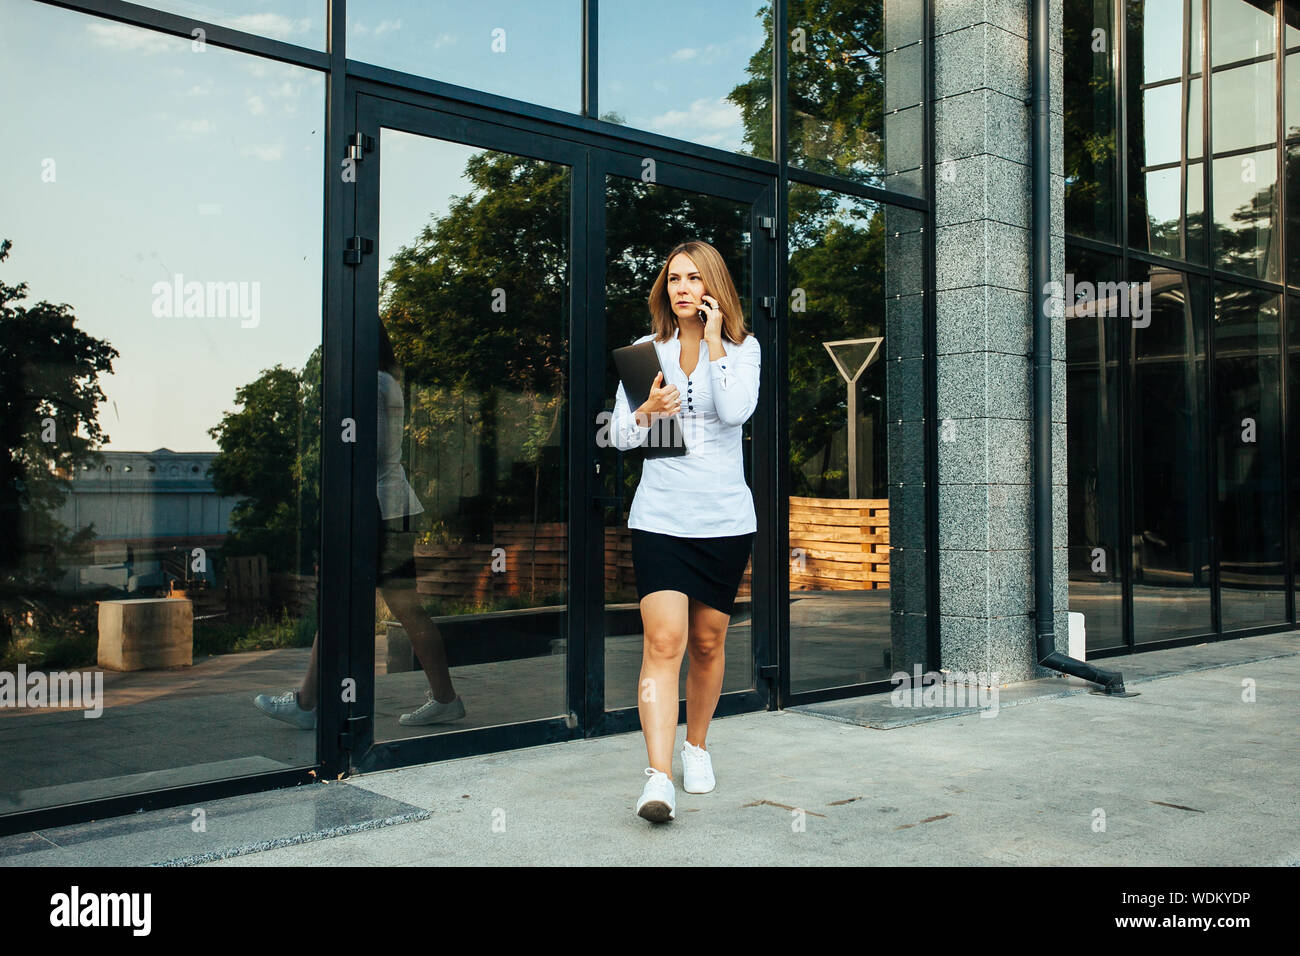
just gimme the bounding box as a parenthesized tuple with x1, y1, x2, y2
(730, 0, 880, 174)
(380, 153, 570, 539)
(1215, 171, 1279, 278)
(0, 238, 118, 652)
(207, 347, 320, 575)
(787, 191, 887, 498)
(1063, 0, 1117, 236)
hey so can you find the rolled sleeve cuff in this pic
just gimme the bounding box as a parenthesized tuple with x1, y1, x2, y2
(711, 355, 732, 390)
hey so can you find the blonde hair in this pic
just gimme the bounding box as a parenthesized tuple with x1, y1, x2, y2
(647, 240, 750, 345)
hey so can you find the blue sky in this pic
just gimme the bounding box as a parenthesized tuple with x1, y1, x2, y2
(1, 0, 769, 453)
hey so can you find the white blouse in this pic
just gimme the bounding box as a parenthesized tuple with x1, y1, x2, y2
(610, 327, 761, 537)
(377, 370, 425, 520)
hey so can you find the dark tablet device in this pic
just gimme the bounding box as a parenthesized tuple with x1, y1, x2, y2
(612, 339, 688, 458)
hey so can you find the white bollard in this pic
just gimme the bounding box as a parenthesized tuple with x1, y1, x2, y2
(1068, 611, 1086, 661)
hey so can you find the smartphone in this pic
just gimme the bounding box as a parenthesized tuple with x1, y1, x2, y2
(696, 308, 707, 322)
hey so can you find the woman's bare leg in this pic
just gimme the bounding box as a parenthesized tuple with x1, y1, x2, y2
(637, 590, 690, 775)
(684, 598, 730, 750)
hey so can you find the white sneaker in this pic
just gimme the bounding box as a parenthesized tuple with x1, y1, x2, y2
(253, 690, 316, 730)
(635, 767, 676, 822)
(399, 690, 466, 726)
(681, 739, 715, 793)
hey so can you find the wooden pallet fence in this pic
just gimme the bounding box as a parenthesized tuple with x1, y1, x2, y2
(788, 496, 890, 591)
(414, 523, 569, 602)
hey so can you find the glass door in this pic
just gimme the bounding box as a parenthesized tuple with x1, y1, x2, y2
(588, 152, 776, 731)
(347, 93, 588, 770)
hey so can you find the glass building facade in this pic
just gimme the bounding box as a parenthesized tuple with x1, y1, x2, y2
(1065, 0, 1299, 648)
(0, 0, 934, 831)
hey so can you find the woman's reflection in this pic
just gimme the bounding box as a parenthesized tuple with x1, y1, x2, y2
(254, 322, 464, 729)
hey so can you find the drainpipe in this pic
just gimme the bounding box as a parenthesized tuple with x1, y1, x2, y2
(1030, 0, 1131, 695)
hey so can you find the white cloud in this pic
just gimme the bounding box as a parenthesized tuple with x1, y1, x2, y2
(670, 47, 698, 61)
(240, 144, 284, 162)
(177, 118, 214, 136)
(227, 14, 313, 41)
(646, 97, 743, 150)
(247, 95, 266, 115)
(85, 21, 176, 54)
(375, 20, 403, 37)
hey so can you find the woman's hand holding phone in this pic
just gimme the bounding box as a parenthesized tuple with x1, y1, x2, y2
(634, 371, 680, 426)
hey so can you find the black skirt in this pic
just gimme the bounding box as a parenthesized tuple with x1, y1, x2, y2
(630, 528, 754, 616)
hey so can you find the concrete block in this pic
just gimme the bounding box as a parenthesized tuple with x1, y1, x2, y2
(97, 598, 192, 671)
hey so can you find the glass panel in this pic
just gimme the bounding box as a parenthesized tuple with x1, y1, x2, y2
(1289, 296, 1300, 617)
(600, 0, 771, 159)
(1129, 265, 1213, 642)
(787, 0, 925, 197)
(1066, 0, 1118, 240)
(1289, 142, 1300, 285)
(1213, 283, 1286, 628)
(1288, 52, 1300, 139)
(1144, 82, 1185, 167)
(1127, 1, 1206, 259)
(1212, 147, 1279, 280)
(599, 179, 753, 712)
(372, 131, 571, 739)
(1065, 247, 1125, 651)
(0, 1, 323, 813)
(1211, 60, 1277, 154)
(348, 1, 582, 113)
(137, 0, 323, 50)
(786, 185, 927, 693)
(1188, 76, 1204, 160)
(1210, 0, 1277, 67)
(1140, 163, 1205, 260)
(1141, 0, 1187, 83)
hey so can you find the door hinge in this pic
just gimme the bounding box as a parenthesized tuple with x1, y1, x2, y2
(759, 215, 777, 238)
(762, 295, 776, 313)
(348, 132, 374, 161)
(344, 235, 374, 266)
(337, 714, 370, 752)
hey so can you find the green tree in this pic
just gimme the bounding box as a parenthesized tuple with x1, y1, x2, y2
(207, 347, 320, 574)
(0, 238, 118, 651)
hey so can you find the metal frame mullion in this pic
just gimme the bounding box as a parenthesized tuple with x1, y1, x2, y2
(775, 0, 791, 709)
(1274, 1, 1294, 624)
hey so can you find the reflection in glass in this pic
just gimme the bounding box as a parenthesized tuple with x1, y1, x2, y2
(1210, 0, 1276, 67)
(1289, 298, 1300, 618)
(1213, 284, 1285, 629)
(1065, 248, 1124, 651)
(1127, 0, 1207, 261)
(347, 1, 581, 113)
(785, 0, 925, 196)
(786, 184, 926, 692)
(1141, 0, 1188, 82)
(601, 0, 771, 159)
(368, 133, 571, 738)
(0, 1, 323, 814)
(136, 0, 323, 50)
(1212, 61, 1277, 154)
(1129, 266, 1213, 642)
(599, 179, 753, 711)
(1143, 163, 1205, 260)
(1144, 83, 1185, 167)
(1212, 148, 1279, 280)
(1289, 143, 1300, 285)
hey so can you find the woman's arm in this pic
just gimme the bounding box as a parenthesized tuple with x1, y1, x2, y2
(708, 334, 761, 427)
(610, 378, 652, 450)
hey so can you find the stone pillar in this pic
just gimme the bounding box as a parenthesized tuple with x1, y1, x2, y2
(932, 0, 1068, 683)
